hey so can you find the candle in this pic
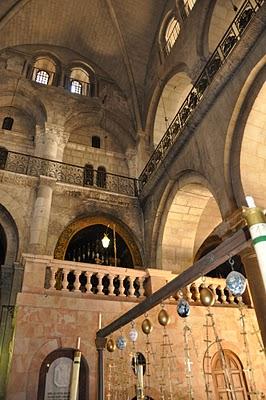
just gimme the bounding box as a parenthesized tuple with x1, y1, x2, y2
(246, 195, 256, 208)
(98, 312, 102, 330)
(76, 336, 80, 350)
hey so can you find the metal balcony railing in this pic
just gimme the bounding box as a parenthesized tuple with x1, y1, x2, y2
(139, 0, 264, 191)
(0, 149, 139, 197)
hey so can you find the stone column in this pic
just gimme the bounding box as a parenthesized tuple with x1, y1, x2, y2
(34, 123, 65, 160)
(241, 247, 266, 349)
(28, 175, 56, 254)
(125, 148, 137, 177)
(56, 130, 70, 161)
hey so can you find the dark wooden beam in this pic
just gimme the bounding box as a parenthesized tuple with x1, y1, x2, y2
(97, 226, 251, 338)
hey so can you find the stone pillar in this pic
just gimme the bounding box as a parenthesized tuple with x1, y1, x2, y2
(28, 176, 56, 254)
(125, 149, 137, 177)
(56, 130, 70, 161)
(34, 123, 65, 160)
(241, 247, 266, 349)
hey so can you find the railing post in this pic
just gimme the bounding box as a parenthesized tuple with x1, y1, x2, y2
(95, 336, 107, 400)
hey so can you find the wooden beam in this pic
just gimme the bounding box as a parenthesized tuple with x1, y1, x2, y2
(97, 226, 251, 338)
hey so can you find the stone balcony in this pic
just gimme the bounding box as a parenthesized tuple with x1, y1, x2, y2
(20, 254, 252, 307)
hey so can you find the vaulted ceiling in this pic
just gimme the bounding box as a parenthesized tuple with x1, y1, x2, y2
(0, 0, 168, 123)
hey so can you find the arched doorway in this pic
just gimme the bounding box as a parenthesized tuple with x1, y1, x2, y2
(54, 216, 143, 267)
(37, 348, 89, 400)
(65, 224, 133, 268)
(212, 350, 249, 399)
(158, 182, 222, 273)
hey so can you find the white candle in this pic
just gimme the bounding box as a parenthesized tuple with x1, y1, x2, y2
(98, 313, 102, 330)
(76, 336, 80, 350)
(246, 195, 256, 208)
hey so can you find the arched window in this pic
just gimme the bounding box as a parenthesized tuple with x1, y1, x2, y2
(70, 79, 82, 94)
(84, 164, 94, 186)
(212, 350, 249, 399)
(31, 56, 57, 86)
(183, 0, 197, 16)
(164, 17, 180, 55)
(96, 166, 106, 188)
(92, 135, 100, 148)
(67, 67, 90, 96)
(0, 147, 8, 169)
(35, 70, 50, 85)
(2, 117, 14, 130)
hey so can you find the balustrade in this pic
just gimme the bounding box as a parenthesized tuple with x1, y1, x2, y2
(21, 255, 251, 306)
(0, 149, 138, 197)
(139, 0, 264, 191)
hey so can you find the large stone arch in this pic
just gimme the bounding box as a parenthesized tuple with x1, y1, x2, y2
(225, 57, 266, 208)
(151, 171, 222, 272)
(54, 214, 143, 268)
(145, 63, 190, 148)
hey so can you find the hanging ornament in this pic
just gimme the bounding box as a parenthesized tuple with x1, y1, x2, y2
(158, 308, 170, 326)
(226, 270, 247, 296)
(177, 298, 190, 318)
(141, 318, 153, 335)
(106, 338, 116, 352)
(129, 327, 138, 342)
(116, 335, 127, 350)
(200, 287, 215, 307)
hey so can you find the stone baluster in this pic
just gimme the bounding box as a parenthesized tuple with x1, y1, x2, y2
(209, 284, 218, 303)
(73, 270, 81, 292)
(193, 283, 201, 303)
(138, 276, 145, 297)
(108, 273, 115, 296)
(85, 271, 93, 294)
(61, 268, 69, 291)
(228, 290, 235, 304)
(219, 285, 227, 304)
(186, 284, 193, 303)
(97, 272, 105, 295)
(119, 275, 125, 297)
(49, 266, 57, 290)
(128, 276, 135, 297)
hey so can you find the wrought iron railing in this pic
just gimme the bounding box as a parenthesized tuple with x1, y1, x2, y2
(139, 0, 264, 191)
(0, 149, 138, 197)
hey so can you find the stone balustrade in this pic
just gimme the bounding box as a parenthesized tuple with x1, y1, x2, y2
(20, 254, 251, 306)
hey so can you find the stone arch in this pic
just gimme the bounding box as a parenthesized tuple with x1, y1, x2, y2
(54, 215, 143, 268)
(225, 57, 266, 208)
(0, 84, 47, 127)
(145, 63, 191, 147)
(0, 204, 19, 266)
(0, 187, 30, 260)
(152, 171, 222, 272)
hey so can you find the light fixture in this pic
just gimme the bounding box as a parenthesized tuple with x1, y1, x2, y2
(101, 233, 110, 249)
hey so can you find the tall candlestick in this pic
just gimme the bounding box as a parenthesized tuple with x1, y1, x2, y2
(99, 312, 102, 330)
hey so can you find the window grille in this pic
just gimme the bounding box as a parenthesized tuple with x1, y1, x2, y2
(35, 70, 50, 85)
(70, 80, 82, 95)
